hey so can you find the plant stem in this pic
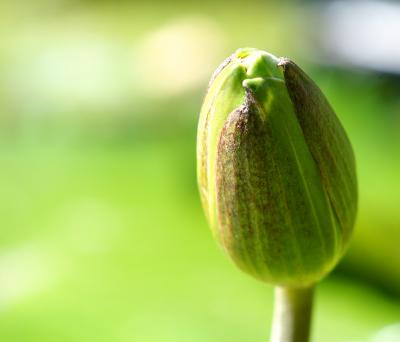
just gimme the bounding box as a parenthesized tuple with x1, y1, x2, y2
(270, 285, 315, 342)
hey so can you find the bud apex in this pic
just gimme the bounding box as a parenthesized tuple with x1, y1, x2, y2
(197, 48, 357, 286)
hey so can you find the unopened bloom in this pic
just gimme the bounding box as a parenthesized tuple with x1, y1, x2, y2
(197, 48, 357, 287)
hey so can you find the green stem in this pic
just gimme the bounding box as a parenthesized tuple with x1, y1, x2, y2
(270, 286, 315, 342)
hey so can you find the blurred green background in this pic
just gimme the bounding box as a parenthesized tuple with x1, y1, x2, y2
(1, 0, 400, 341)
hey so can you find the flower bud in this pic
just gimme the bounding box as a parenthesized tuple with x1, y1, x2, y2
(197, 48, 357, 287)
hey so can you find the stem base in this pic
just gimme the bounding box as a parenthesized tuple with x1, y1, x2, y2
(270, 286, 314, 342)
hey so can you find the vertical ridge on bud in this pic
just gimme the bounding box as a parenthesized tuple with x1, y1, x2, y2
(279, 59, 357, 249)
(216, 95, 298, 281)
(197, 61, 247, 229)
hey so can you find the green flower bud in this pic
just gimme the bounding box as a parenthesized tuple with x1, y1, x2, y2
(197, 48, 357, 287)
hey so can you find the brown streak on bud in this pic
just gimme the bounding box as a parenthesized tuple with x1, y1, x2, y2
(279, 59, 357, 246)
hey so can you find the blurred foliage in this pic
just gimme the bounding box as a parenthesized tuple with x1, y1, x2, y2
(0, 0, 400, 341)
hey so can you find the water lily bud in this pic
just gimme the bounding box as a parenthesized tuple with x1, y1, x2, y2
(197, 48, 357, 287)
